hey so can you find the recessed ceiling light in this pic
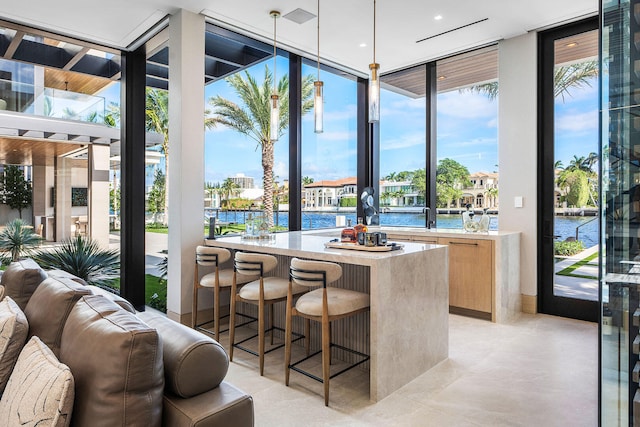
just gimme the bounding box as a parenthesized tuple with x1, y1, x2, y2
(359, 43, 367, 47)
(437, 75, 446, 80)
(565, 41, 579, 48)
(434, 15, 443, 21)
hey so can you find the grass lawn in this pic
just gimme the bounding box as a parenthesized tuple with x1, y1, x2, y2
(555, 252, 599, 280)
(100, 274, 167, 311)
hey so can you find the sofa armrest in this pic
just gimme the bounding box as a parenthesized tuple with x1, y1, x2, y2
(162, 381, 254, 427)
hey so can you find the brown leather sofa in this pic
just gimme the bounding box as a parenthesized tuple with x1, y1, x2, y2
(0, 259, 254, 427)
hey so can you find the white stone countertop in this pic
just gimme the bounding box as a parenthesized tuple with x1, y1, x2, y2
(302, 226, 520, 241)
(204, 231, 442, 266)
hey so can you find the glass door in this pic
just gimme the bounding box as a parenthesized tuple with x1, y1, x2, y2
(539, 18, 598, 322)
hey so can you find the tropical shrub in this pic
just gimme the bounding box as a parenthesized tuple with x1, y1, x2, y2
(0, 219, 42, 263)
(554, 240, 585, 256)
(33, 235, 119, 288)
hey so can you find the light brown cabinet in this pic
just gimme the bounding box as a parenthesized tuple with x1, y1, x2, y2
(437, 237, 493, 319)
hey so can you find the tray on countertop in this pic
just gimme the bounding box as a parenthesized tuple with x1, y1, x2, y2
(324, 241, 404, 252)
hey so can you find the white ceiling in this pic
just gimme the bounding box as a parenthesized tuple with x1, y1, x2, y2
(0, 0, 598, 75)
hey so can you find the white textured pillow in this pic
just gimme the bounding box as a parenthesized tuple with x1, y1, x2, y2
(0, 296, 28, 395)
(0, 336, 74, 427)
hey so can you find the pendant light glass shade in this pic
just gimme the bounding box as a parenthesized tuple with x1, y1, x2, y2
(270, 11, 280, 142)
(369, 63, 380, 122)
(270, 94, 280, 141)
(314, 0, 324, 133)
(314, 81, 324, 133)
(368, 0, 380, 123)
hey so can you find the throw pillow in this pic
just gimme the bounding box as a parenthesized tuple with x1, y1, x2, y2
(0, 336, 74, 427)
(0, 296, 28, 395)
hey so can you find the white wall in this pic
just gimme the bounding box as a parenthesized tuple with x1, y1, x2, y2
(498, 32, 538, 305)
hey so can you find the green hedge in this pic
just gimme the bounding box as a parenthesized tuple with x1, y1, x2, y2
(554, 240, 585, 256)
(340, 197, 357, 207)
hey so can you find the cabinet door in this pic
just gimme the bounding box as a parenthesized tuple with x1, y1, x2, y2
(411, 235, 439, 244)
(438, 238, 493, 313)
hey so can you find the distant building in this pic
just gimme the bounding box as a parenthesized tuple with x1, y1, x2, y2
(228, 173, 254, 189)
(303, 177, 357, 209)
(380, 180, 421, 206)
(461, 172, 499, 209)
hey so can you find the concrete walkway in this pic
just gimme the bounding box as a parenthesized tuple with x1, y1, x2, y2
(554, 245, 599, 301)
(110, 231, 167, 277)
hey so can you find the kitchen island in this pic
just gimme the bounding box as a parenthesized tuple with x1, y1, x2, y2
(205, 231, 448, 402)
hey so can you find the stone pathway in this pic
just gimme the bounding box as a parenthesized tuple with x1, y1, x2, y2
(554, 245, 599, 301)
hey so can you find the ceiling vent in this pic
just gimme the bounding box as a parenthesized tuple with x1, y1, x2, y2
(416, 18, 489, 43)
(283, 8, 316, 25)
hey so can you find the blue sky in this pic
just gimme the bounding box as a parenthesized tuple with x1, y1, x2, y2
(98, 58, 598, 187)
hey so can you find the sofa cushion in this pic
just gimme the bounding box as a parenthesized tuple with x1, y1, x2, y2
(0, 296, 29, 395)
(60, 295, 164, 427)
(138, 311, 229, 398)
(24, 276, 91, 358)
(0, 336, 74, 427)
(0, 259, 47, 310)
(47, 269, 89, 286)
(85, 284, 136, 314)
(163, 382, 254, 427)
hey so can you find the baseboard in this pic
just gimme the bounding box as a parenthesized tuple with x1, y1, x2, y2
(521, 294, 537, 314)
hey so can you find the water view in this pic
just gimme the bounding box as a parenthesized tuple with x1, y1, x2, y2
(210, 210, 599, 248)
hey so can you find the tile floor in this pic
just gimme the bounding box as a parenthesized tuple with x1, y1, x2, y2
(215, 313, 598, 427)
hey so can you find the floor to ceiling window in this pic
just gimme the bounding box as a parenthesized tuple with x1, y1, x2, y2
(300, 60, 357, 230)
(436, 46, 499, 230)
(0, 21, 121, 292)
(379, 65, 427, 227)
(204, 35, 289, 233)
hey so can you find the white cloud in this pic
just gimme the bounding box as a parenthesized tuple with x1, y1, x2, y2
(556, 109, 598, 133)
(437, 91, 497, 119)
(273, 161, 288, 180)
(318, 130, 357, 142)
(381, 133, 424, 150)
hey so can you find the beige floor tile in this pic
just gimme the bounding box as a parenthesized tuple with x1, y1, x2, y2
(222, 312, 597, 427)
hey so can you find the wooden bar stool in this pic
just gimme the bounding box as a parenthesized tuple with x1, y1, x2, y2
(285, 257, 370, 406)
(192, 246, 257, 338)
(229, 252, 307, 375)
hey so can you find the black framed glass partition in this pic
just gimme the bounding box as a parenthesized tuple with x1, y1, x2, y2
(601, 0, 640, 423)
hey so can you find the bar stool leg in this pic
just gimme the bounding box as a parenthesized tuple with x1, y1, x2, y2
(269, 304, 275, 345)
(305, 318, 311, 356)
(214, 282, 221, 338)
(284, 287, 293, 386)
(321, 314, 330, 407)
(258, 302, 265, 376)
(192, 264, 199, 329)
(229, 277, 238, 361)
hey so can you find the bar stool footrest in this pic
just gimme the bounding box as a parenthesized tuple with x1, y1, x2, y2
(233, 326, 304, 357)
(289, 343, 369, 382)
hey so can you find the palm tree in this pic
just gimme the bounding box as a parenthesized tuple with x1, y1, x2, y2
(568, 155, 588, 172)
(220, 178, 240, 208)
(465, 60, 598, 102)
(205, 65, 314, 228)
(204, 181, 219, 208)
(146, 88, 170, 225)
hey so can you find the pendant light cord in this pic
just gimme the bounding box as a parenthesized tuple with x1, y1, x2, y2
(317, 0, 320, 80)
(273, 13, 277, 94)
(373, 0, 376, 64)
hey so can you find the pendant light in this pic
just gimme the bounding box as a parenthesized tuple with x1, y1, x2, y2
(270, 10, 281, 142)
(314, 0, 324, 133)
(368, 0, 380, 123)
